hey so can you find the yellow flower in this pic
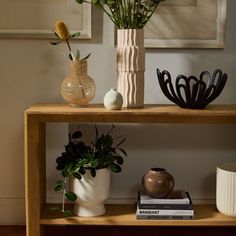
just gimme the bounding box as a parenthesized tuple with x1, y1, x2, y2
(55, 21, 70, 40)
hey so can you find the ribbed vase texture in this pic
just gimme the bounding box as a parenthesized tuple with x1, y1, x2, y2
(117, 29, 145, 108)
(216, 162, 236, 217)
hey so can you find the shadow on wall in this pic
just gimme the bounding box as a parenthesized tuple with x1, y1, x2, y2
(64, 123, 236, 200)
(69, 123, 236, 151)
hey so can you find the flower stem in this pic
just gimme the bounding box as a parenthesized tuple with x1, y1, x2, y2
(66, 40, 74, 60)
(62, 177, 67, 212)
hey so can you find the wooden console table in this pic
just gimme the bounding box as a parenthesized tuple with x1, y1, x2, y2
(24, 104, 236, 236)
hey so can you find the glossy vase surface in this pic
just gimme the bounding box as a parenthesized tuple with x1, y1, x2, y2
(142, 168, 175, 198)
(117, 29, 145, 108)
(61, 60, 95, 107)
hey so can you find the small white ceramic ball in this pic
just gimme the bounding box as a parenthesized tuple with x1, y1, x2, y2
(103, 88, 123, 110)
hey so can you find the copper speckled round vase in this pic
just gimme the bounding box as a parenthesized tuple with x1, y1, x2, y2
(142, 168, 175, 198)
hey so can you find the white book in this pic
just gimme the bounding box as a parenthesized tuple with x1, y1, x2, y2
(139, 190, 190, 205)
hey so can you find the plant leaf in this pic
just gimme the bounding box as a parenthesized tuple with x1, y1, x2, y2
(76, 0, 84, 4)
(81, 53, 91, 60)
(65, 191, 77, 201)
(90, 168, 96, 177)
(116, 138, 126, 147)
(50, 41, 61, 45)
(50, 207, 62, 212)
(95, 126, 98, 142)
(118, 148, 127, 156)
(110, 163, 121, 173)
(54, 184, 63, 192)
(63, 210, 75, 217)
(72, 131, 82, 139)
(69, 53, 73, 60)
(56, 180, 64, 185)
(116, 156, 124, 165)
(104, 135, 113, 148)
(79, 167, 86, 175)
(73, 172, 82, 180)
(66, 162, 74, 171)
(71, 32, 81, 38)
(75, 49, 80, 60)
(62, 170, 69, 178)
(90, 159, 99, 169)
(65, 142, 77, 158)
(50, 207, 74, 217)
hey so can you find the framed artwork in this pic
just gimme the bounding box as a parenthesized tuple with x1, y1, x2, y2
(0, 0, 91, 39)
(144, 0, 227, 48)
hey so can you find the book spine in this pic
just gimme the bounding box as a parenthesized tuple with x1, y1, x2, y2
(185, 191, 193, 204)
(140, 199, 190, 204)
(138, 202, 193, 210)
(137, 208, 194, 216)
(136, 214, 194, 220)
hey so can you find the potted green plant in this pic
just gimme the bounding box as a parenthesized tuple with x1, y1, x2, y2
(75, 0, 165, 108)
(53, 125, 127, 216)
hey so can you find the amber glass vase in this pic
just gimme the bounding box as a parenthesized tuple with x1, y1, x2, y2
(61, 60, 95, 107)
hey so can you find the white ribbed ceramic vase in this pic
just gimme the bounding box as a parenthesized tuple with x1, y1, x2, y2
(72, 168, 110, 217)
(117, 29, 145, 108)
(216, 162, 236, 217)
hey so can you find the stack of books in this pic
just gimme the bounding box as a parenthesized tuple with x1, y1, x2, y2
(136, 190, 194, 220)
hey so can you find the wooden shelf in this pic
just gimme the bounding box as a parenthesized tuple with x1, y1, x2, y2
(41, 204, 236, 226)
(25, 104, 236, 124)
(24, 103, 236, 236)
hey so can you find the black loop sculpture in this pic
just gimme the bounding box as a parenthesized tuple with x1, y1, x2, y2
(156, 69, 228, 109)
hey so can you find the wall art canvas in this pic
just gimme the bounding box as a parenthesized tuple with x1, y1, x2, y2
(144, 0, 227, 48)
(0, 0, 91, 39)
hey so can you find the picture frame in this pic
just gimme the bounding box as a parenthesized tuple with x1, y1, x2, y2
(144, 0, 227, 48)
(0, 0, 91, 39)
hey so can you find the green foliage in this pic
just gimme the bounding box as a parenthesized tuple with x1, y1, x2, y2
(76, 0, 165, 29)
(65, 191, 77, 201)
(53, 125, 127, 216)
(50, 207, 75, 217)
(56, 125, 127, 178)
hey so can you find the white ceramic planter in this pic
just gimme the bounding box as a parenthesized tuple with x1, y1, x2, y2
(72, 168, 110, 217)
(216, 162, 236, 217)
(117, 29, 145, 108)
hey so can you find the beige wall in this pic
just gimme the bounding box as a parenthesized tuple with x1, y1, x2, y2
(0, 1, 236, 224)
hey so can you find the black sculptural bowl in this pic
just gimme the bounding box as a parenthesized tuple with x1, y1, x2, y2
(156, 69, 228, 109)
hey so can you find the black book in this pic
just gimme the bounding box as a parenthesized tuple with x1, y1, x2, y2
(136, 214, 194, 220)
